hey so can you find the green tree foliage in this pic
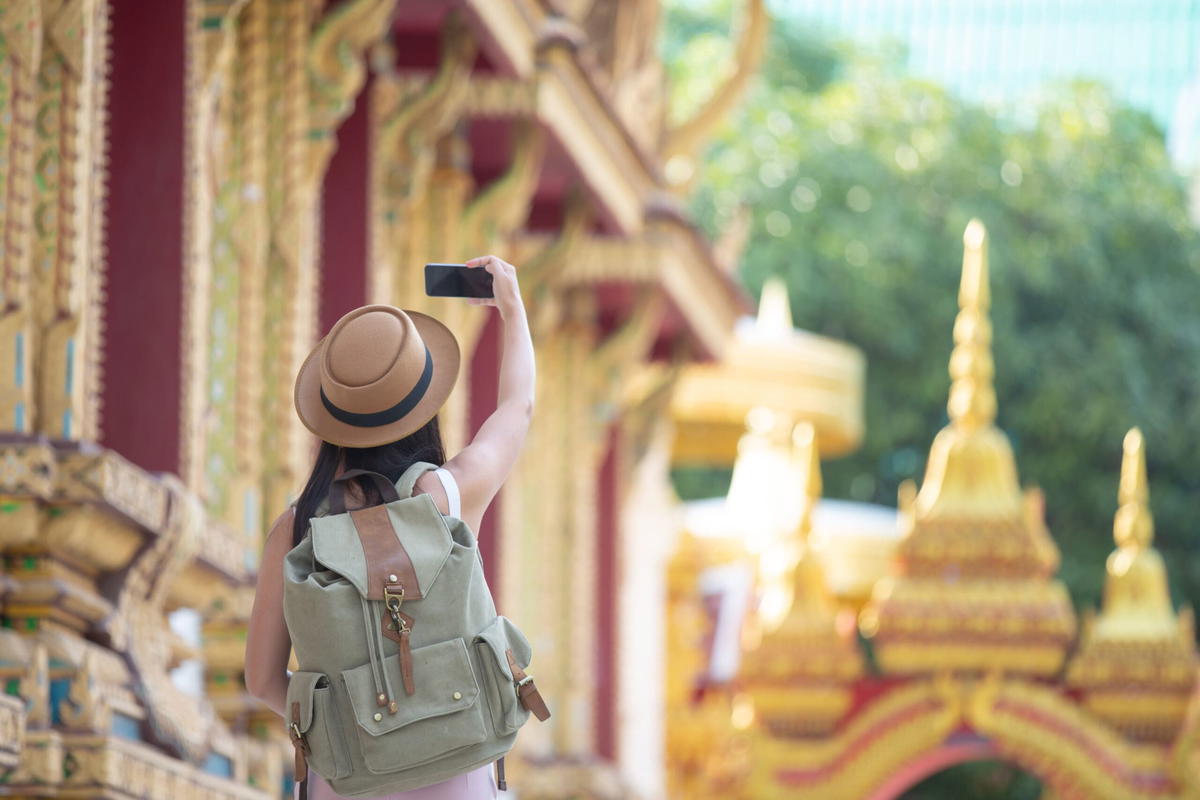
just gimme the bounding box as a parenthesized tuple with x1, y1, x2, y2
(663, 1, 1200, 613)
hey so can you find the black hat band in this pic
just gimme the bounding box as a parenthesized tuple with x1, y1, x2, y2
(319, 347, 433, 428)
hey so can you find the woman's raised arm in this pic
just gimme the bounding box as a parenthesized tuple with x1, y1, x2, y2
(443, 255, 535, 523)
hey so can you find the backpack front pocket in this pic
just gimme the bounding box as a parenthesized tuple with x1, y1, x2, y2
(472, 615, 535, 735)
(286, 671, 352, 780)
(341, 637, 487, 774)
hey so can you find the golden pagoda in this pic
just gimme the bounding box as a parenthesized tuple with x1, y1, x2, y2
(741, 421, 863, 739)
(859, 219, 1076, 676)
(666, 220, 1200, 799)
(1067, 428, 1198, 741)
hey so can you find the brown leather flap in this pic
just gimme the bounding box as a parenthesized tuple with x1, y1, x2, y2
(351, 505, 423, 600)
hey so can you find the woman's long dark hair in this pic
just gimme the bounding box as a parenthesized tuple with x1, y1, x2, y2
(291, 416, 447, 546)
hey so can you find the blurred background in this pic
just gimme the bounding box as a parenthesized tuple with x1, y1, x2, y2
(0, 1, 1195, 799)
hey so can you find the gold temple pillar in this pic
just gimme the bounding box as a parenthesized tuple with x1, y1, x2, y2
(30, 0, 109, 444)
(0, 2, 42, 435)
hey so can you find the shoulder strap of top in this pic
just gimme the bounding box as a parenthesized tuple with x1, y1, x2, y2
(433, 468, 461, 518)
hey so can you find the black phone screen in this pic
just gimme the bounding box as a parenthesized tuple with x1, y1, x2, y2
(424, 263, 495, 299)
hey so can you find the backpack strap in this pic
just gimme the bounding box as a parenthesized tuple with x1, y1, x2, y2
(329, 469, 400, 514)
(395, 461, 437, 499)
(505, 648, 551, 721)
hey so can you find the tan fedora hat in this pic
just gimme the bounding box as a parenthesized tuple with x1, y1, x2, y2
(294, 305, 460, 448)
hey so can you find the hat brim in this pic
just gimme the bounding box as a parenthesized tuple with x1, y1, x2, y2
(294, 309, 461, 448)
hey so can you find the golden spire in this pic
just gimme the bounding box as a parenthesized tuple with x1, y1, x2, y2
(756, 276, 794, 336)
(1096, 428, 1176, 636)
(1114, 427, 1153, 549)
(1066, 429, 1195, 743)
(742, 419, 863, 731)
(859, 220, 1073, 678)
(947, 219, 997, 432)
(912, 219, 1023, 520)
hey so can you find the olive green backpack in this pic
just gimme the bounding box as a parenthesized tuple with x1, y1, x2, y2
(281, 462, 550, 799)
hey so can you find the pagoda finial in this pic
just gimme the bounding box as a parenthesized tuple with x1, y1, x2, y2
(947, 219, 997, 432)
(756, 276, 794, 335)
(1114, 427, 1154, 549)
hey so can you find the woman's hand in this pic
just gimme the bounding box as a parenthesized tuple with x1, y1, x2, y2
(465, 255, 524, 320)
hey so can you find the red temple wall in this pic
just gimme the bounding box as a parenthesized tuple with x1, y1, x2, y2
(100, 0, 186, 474)
(318, 82, 370, 334)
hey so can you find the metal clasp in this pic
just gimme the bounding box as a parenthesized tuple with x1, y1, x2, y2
(515, 674, 534, 688)
(289, 722, 308, 753)
(383, 584, 405, 613)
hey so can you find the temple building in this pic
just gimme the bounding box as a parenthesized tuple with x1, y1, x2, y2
(0, 0, 764, 797)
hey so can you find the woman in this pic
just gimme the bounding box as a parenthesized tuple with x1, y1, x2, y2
(245, 255, 534, 799)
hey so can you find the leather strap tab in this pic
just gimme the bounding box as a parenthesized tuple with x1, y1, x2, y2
(349, 505, 422, 600)
(505, 648, 551, 722)
(289, 701, 309, 781)
(399, 627, 415, 696)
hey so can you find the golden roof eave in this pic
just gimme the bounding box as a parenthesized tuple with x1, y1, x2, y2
(509, 213, 749, 362)
(462, 0, 545, 79)
(462, 1, 662, 235)
(534, 43, 655, 234)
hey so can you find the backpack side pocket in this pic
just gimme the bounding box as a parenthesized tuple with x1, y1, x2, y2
(473, 616, 536, 735)
(286, 671, 352, 780)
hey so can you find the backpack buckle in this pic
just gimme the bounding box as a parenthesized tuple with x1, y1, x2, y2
(383, 584, 406, 612)
(289, 702, 310, 754)
(515, 673, 534, 688)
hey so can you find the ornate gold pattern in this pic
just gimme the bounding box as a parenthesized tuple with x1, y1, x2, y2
(0, 1, 43, 435)
(0, 438, 261, 796)
(368, 12, 476, 308)
(31, 0, 109, 443)
(306, 0, 395, 181)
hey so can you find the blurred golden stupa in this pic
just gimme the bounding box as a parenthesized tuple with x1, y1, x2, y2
(666, 220, 1200, 800)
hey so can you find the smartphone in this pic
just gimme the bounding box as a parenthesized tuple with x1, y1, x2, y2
(424, 263, 495, 299)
